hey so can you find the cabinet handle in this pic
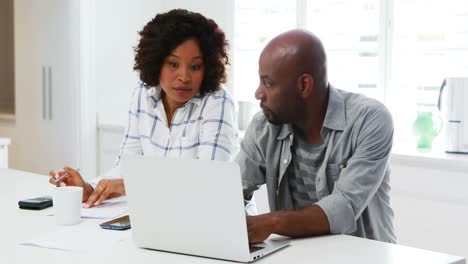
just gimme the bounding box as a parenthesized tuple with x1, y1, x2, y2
(48, 66, 53, 120)
(42, 66, 46, 120)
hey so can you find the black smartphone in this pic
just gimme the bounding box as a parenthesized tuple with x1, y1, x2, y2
(99, 215, 131, 230)
(18, 196, 53, 210)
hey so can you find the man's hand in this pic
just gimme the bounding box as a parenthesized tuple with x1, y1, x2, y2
(246, 205, 330, 243)
(246, 213, 278, 244)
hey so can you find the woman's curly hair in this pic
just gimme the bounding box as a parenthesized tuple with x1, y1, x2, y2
(134, 9, 229, 96)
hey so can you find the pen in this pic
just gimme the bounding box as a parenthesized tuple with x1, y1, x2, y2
(55, 168, 80, 183)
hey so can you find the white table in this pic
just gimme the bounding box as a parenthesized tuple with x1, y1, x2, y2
(0, 137, 11, 168)
(2, 169, 466, 264)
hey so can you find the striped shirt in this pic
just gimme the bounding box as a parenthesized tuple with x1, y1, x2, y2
(281, 131, 330, 210)
(100, 85, 239, 180)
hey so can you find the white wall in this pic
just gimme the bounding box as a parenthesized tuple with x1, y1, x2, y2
(94, 0, 163, 127)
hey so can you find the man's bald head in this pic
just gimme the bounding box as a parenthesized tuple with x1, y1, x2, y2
(256, 30, 329, 125)
(260, 29, 328, 91)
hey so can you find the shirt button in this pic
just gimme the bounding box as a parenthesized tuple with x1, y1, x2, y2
(283, 159, 288, 164)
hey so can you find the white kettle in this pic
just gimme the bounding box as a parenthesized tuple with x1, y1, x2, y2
(438, 77, 468, 153)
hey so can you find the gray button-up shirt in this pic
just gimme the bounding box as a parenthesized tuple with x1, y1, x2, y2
(236, 85, 397, 243)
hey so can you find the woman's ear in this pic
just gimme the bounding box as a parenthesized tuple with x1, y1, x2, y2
(296, 73, 314, 98)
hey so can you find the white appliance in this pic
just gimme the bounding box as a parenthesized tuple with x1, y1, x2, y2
(438, 77, 468, 153)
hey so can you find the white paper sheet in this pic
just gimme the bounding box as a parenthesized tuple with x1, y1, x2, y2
(20, 219, 132, 252)
(81, 196, 129, 219)
(48, 196, 128, 219)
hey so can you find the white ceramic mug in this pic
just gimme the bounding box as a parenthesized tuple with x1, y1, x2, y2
(53, 186, 83, 225)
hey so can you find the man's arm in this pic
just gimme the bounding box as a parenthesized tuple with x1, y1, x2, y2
(247, 205, 329, 244)
(315, 103, 394, 235)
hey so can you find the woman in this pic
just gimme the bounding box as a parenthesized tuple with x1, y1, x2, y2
(49, 9, 239, 208)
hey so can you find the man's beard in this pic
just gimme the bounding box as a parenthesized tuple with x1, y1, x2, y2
(263, 108, 284, 125)
(263, 99, 301, 126)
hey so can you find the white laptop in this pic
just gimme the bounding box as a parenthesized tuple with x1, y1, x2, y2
(120, 156, 289, 262)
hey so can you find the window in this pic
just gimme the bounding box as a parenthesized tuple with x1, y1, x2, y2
(232, 0, 468, 144)
(232, 0, 296, 129)
(389, 0, 468, 142)
(305, 0, 384, 102)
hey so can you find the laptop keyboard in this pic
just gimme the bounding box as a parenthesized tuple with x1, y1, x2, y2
(249, 245, 264, 253)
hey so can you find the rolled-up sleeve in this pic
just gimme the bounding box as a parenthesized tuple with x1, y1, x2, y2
(316, 104, 394, 234)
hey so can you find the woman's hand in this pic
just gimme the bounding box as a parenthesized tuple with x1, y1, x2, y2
(49, 166, 93, 202)
(83, 179, 126, 208)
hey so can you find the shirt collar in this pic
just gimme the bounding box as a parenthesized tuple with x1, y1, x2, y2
(323, 85, 346, 131)
(276, 84, 346, 140)
(147, 85, 202, 109)
(277, 124, 293, 140)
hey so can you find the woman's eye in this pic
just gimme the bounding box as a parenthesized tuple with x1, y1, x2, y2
(168, 62, 179, 68)
(192, 64, 203, 70)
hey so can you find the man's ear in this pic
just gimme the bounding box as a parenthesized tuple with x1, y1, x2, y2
(296, 73, 314, 98)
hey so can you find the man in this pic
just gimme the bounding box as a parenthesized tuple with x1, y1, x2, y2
(236, 29, 396, 244)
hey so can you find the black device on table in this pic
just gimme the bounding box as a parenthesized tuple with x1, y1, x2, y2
(18, 196, 53, 210)
(100, 215, 131, 230)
